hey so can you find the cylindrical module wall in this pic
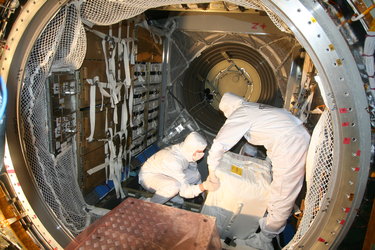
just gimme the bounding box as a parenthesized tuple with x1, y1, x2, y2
(0, 0, 371, 249)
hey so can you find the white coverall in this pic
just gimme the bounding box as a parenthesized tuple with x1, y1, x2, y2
(139, 132, 207, 204)
(208, 93, 310, 247)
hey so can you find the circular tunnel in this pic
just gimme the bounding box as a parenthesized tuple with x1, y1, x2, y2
(0, 0, 372, 249)
(182, 42, 277, 134)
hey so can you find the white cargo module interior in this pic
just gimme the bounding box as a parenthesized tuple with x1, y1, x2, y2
(0, 0, 373, 249)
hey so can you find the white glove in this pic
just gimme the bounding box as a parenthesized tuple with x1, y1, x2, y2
(202, 179, 220, 192)
(207, 172, 219, 184)
(243, 231, 274, 250)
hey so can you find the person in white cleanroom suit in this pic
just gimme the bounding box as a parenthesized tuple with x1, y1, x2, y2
(207, 92, 310, 250)
(139, 131, 220, 204)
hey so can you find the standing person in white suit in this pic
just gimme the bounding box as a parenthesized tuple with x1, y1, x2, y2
(139, 131, 219, 204)
(207, 92, 311, 249)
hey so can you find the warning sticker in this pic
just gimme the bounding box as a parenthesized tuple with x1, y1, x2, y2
(231, 165, 243, 176)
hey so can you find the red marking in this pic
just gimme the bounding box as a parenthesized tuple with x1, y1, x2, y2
(251, 22, 259, 29)
(342, 122, 349, 127)
(17, 183, 20, 186)
(339, 219, 345, 225)
(318, 237, 326, 242)
(344, 208, 350, 213)
(339, 108, 348, 113)
(7, 169, 15, 174)
(356, 150, 361, 156)
(33, 215, 37, 219)
(352, 167, 360, 172)
(260, 23, 266, 30)
(343, 138, 351, 144)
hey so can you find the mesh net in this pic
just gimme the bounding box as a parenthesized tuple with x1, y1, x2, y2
(20, 0, 332, 244)
(80, 0, 290, 32)
(20, 3, 96, 235)
(81, 0, 210, 25)
(52, 3, 86, 70)
(285, 110, 334, 249)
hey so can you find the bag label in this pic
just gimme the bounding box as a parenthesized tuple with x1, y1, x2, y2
(231, 165, 243, 176)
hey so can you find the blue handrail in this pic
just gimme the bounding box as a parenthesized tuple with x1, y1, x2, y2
(0, 76, 6, 171)
(0, 76, 7, 121)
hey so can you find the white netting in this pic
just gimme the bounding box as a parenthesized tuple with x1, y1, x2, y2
(52, 3, 86, 70)
(285, 110, 334, 249)
(80, 0, 212, 25)
(80, 0, 289, 32)
(20, 3, 96, 235)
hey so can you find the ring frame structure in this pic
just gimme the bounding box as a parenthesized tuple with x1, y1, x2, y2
(0, 0, 371, 249)
(182, 41, 277, 134)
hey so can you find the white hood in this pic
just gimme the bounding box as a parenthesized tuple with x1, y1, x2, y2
(180, 132, 207, 162)
(219, 92, 245, 118)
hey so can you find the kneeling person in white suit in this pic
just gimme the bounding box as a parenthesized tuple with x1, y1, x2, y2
(139, 132, 219, 204)
(207, 93, 311, 249)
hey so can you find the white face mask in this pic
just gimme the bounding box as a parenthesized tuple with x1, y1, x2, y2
(192, 151, 205, 161)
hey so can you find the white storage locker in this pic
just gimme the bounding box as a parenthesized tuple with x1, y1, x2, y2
(201, 152, 272, 240)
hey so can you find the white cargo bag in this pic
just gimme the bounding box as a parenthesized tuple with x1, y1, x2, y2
(201, 151, 272, 240)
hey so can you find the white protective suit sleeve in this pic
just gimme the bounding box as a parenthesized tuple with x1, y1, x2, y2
(207, 106, 252, 171)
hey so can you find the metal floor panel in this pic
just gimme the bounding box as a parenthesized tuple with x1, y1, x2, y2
(65, 198, 221, 249)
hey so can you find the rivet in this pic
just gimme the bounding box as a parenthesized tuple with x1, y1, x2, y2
(346, 193, 354, 201)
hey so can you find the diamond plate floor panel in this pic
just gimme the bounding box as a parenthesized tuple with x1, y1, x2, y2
(65, 198, 221, 249)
